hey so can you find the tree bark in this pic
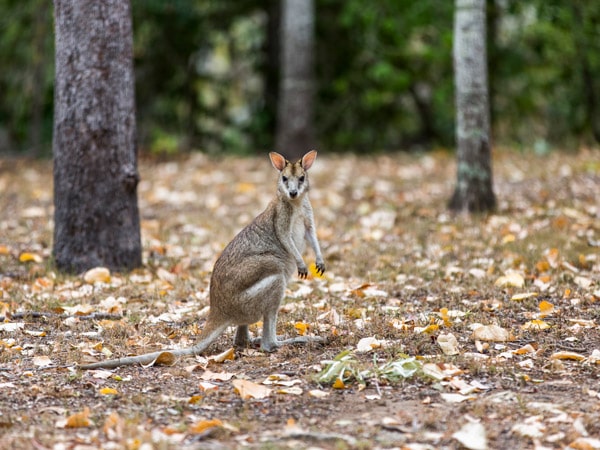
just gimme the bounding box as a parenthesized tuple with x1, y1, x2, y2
(449, 0, 496, 213)
(275, 0, 315, 161)
(53, 0, 142, 272)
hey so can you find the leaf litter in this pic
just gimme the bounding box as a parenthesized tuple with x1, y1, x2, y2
(1, 150, 600, 448)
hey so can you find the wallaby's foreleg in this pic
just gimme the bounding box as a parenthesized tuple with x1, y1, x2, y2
(303, 200, 325, 275)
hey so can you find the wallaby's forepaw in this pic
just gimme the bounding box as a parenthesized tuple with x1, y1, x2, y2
(298, 265, 308, 279)
(315, 262, 326, 276)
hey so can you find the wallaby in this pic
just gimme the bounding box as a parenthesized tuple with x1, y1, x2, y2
(79, 150, 326, 369)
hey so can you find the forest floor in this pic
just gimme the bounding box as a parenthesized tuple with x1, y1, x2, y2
(1, 148, 599, 450)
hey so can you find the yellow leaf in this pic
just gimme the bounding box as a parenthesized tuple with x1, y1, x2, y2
(511, 292, 538, 301)
(141, 351, 176, 368)
(513, 344, 536, 355)
(99, 387, 119, 395)
(501, 234, 516, 244)
(521, 320, 550, 331)
(208, 347, 235, 363)
(415, 324, 439, 334)
(309, 263, 326, 279)
(332, 378, 346, 389)
(567, 437, 600, 450)
(538, 300, 554, 317)
(83, 267, 111, 284)
(439, 307, 452, 327)
(0, 245, 10, 255)
(535, 260, 550, 272)
(294, 322, 309, 336)
(154, 351, 176, 366)
(188, 395, 203, 404)
(189, 419, 223, 434)
(19, 252, 43, 263)
(65, 407, 91, 428)
(550, 351, 586, 361)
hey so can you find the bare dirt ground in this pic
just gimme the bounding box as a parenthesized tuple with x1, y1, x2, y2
(1, 149, 599, 449)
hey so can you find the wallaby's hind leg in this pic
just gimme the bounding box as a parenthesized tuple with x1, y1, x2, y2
(260, 306, 324, 352)
(234, 325, 251, 348)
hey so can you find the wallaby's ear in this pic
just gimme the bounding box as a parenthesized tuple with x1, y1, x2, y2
(269, 152, 287, 171)
(301, 150, 317, 170)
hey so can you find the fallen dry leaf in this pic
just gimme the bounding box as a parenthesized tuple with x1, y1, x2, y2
(19, 252, 43, 263)
(452, 420, 488, 450)
(99, 387, 119, 395)
(308, 389, 330, 398)
(550, 351, 586, 361)
(57, 407, 92, 429)
(356, 336, 382, 353)
(521, 319, 551, 331)
(437, 333, 460, 355)
(200, 370, 235, 381)
(511, 292, 538, 301)
(33, 355, 52, 367)
(189, 418, 223, 434)
(208, 347, 235, 363)
(83, 267, 111, 284)
(441, 393, 476, 403)
(232, 379, 271, 400)
(495, 272, 525, 288)
(141, 351, 176, 367)
(471, 324, 511, 342)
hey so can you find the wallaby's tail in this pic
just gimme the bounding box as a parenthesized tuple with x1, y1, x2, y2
(78, 320, 229, 370)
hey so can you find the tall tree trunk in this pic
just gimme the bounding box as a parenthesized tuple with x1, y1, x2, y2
(571, 2, 600, 144)
(449, 0, 496, 213)
(53, 0, 142, 272)
(275, 0, 315, 161)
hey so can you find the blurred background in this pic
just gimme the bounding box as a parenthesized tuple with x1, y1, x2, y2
(0, 0, 598, 157)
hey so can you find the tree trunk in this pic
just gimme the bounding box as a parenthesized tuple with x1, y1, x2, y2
(275, 0, 315, 161)
(53, 0, 142, 273)
(449, 0, 496, 213)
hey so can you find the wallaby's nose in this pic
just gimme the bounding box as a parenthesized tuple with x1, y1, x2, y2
(289, 190, 298, 198)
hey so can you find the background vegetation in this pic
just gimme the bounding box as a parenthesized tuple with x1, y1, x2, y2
(0, 0, 598, 156)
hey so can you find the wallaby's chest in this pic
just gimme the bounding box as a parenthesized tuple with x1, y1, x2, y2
(291, 211, 306, 251)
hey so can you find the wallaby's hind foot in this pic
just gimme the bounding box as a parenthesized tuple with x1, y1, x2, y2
(253, 335, 325, 353)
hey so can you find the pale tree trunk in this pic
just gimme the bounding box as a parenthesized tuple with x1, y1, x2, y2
(53, 0, 142, 272)
(276, 0, 315, 161)
(449, 0, 496, 213)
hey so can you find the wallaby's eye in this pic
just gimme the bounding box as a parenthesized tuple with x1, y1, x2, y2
(282, 176, 288, 183)
(299, 175, 305, 183)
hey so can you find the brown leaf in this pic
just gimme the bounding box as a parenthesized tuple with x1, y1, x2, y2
(232, 379, 271, 400)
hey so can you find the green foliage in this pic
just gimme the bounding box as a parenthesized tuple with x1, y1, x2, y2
(0, 0, 54, 155)
(0, 0, 597, 155)
(315, 349, 421, 386)
(316, 0, 454, 151)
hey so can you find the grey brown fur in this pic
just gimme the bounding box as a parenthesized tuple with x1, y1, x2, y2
(79, 150, 325, 369)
